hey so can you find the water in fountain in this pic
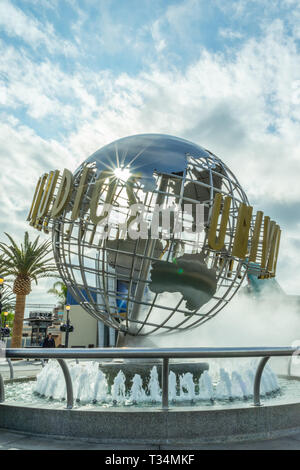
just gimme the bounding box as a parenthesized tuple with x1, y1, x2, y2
(93, 370, 108, 403)
(198, 370, 214, 401)
(216, 368, 233, 400)
(180, 372, 196, 402)
(111, 371, 126, 404)
(147, 366, 161, 403)
(130, 374, 146, 404)
(169, 371, 177, 402)
(33, 360, 281, 406)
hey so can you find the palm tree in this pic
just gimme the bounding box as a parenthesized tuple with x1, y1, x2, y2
(0, 283, 15, 335)
(47, 280, 67, 307)
(1, 284, 15, 312)
(0, 232, 57, 348)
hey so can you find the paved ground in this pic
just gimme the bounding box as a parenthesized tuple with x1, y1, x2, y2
(0, 428, 300, 449)
(0, 359, 43, 380)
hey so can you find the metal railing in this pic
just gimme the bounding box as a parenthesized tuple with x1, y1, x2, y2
(6, 359, 13, 380)
(0, 346, 299, 409)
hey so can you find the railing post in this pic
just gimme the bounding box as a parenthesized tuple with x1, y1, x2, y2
(57, 359, 73, 409)
(0, 373, 4, 403)
(162, 357, 169, 410)
(288, 356, 293, 376)
(7, 358, 14, 380)
(253, 356, 270, 406)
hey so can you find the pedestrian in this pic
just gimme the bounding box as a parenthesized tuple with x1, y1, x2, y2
(42, 333, 56, 348)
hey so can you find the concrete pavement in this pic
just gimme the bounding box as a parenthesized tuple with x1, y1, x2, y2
(0, 359, 43, 380)
(1, 428, 300, 449)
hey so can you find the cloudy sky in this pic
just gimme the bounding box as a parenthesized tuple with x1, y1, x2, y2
(0, 0, 300, 306)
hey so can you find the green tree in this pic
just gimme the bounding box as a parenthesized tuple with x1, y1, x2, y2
(0, 283, 15, 336)
(47, 280, 67, 307)
(1, 311, 14, 336)
(0, 232, 57, 348)
(0, 284, 15, 312)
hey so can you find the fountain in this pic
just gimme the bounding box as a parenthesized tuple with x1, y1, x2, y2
(0, 134, 293, 445)
(30, 359, 280, 405)
(2, 346, 300, 445)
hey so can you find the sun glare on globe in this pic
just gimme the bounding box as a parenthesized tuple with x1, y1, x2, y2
(114, 167, 131, 181)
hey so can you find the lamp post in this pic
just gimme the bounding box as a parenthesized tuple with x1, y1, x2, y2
(60, 304, 73, 347)
(65, 304, 71, 348)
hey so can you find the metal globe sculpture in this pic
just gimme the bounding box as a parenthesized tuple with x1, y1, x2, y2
(51, 134, 251, 336)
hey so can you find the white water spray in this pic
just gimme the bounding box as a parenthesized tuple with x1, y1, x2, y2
(34, 360, 280, 406)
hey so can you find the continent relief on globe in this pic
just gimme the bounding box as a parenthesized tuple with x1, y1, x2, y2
(149, 253, 217, 312)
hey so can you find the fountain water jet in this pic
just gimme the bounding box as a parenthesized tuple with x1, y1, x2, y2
(33, 360, 281, 406)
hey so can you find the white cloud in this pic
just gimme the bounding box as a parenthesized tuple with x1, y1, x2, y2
(164, 0, 203, 35)
(0, 40, 100, 121)
(151, 20, 167, 53)
(146, 0, 204, 53)
(0, 117, 76, 229)
(0, 0, 78, 56)
(219, 28, 244, 39)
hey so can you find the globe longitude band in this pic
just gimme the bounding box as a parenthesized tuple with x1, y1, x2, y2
(26, 134, 281, 336)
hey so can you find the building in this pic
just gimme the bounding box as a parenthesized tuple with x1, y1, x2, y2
(21, 311, 63, 347)
(58, 289, 117, 348)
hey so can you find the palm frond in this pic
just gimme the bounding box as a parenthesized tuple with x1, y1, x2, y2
(0, 231, 57, 281)
(0, 285, 15, 312)
(47, 280, 68, 303)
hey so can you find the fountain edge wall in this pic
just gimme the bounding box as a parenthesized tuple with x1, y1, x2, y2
(1, 401, 300, 444)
